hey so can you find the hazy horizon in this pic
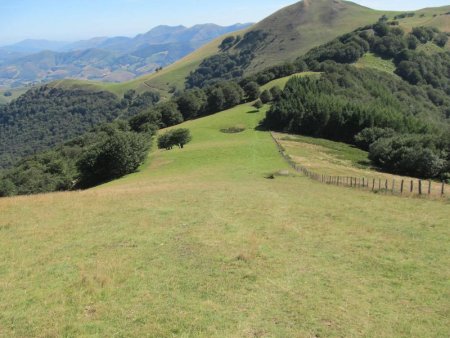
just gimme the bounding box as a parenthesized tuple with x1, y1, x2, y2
(1, 0, 449, 46)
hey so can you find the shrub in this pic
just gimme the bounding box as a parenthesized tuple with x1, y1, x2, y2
(77, 130, 149, 187)
(260, 89, 273, 103)
(369, 135, 446, 178)
(0, 178, 16, 197)
(269, 86, 283, 101)
(354, 127, 396, 150)
(253, 99, 263, 109)
(243, 81, 261, 101)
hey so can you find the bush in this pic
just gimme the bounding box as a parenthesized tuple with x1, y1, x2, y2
(77, 130, 149, 187)
(243, 81, 261, 101)
(270, 86, 283, 101)
(128, 109, 160, 134)
(354, 127, 396, 150)
(369, 135, 447, 178)
(176, 89, 207, 119)
(253, 99, 263, 109)
(157, 102, 183, 128)
(0, 178, 16, 197)
(434, 33, 449, 47)
(260, 89, 273, 103)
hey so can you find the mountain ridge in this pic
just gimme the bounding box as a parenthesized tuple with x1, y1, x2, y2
(0, 23, 252, 88)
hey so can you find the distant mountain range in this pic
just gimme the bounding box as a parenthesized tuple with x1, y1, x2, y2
(0, 23, 251, 88)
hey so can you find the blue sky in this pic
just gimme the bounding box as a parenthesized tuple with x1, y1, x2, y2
(0, 0, 449, 45)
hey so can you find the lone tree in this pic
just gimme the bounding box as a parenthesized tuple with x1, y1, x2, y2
(157, 128, 192, 150)
(260, 89, 273, 103)
(253, 99, 263, 109)
(243, 81, 261, 101)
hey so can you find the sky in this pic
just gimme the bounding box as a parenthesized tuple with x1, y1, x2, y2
(0, 0, 449, 45)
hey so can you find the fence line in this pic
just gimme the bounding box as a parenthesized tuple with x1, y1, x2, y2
(270, 132, 447, 199)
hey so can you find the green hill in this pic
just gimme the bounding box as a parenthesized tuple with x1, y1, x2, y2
(1, 99, 448, 336)
(48, 1, 450, 96)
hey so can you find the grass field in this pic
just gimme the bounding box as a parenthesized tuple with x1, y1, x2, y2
(1, 101, 449, 337)
(355, 53, 396, 74)
(260, 72, 320, 91)
(275, 133, 449, 197)
(0, 87, 28, 105)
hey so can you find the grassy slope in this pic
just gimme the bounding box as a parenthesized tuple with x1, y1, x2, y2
(399, 6, 450, 33)
(355, 53, 396, 74)
(260, 71, 320, 91)
(1, 98, 449, 336)
(0, 87, 28, 105)
(244, 0, 393, 74)
(246, 1, 450, 74)
(275, 133, 448, 197)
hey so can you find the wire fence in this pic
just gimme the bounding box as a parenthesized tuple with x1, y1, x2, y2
(270, 132, 447, 199)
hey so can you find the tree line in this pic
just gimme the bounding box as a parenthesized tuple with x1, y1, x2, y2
(263, 65, 450, 179)
(0, 107, 191, 197)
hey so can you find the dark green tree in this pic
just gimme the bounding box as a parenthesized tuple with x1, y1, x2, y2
(157, 102, 184, 128)
(243, 81, 261, 101)
(253, 99, 263, 109)
(260, 89, 273, 103)
(77, 130, 149, 187)
(157, 129, 192, 150)
(270, 86, 283, 101)
(176, 89, 207, 119)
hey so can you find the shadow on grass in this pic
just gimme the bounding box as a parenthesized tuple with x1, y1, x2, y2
(255, 124, 269, 131)
(246, 110, 259, 114)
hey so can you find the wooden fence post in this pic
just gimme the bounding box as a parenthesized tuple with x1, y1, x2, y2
(442, 182, 445, 196)
(385, 179, 388, 191)
(378, 179, 381, 191)
(401, 180, 404, 194)
(392, 179, 395, 193)
(410, 180, 413, 193)
(428, 180, 431, 195)
(372, 178, 375, 191)
(419, 180, 422, 195)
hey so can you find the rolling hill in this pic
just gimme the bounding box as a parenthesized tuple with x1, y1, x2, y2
(244, 0, 450, 74)
(47, 0, 450, 98)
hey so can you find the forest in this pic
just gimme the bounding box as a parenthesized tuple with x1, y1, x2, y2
(0, 87, 160, 169)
